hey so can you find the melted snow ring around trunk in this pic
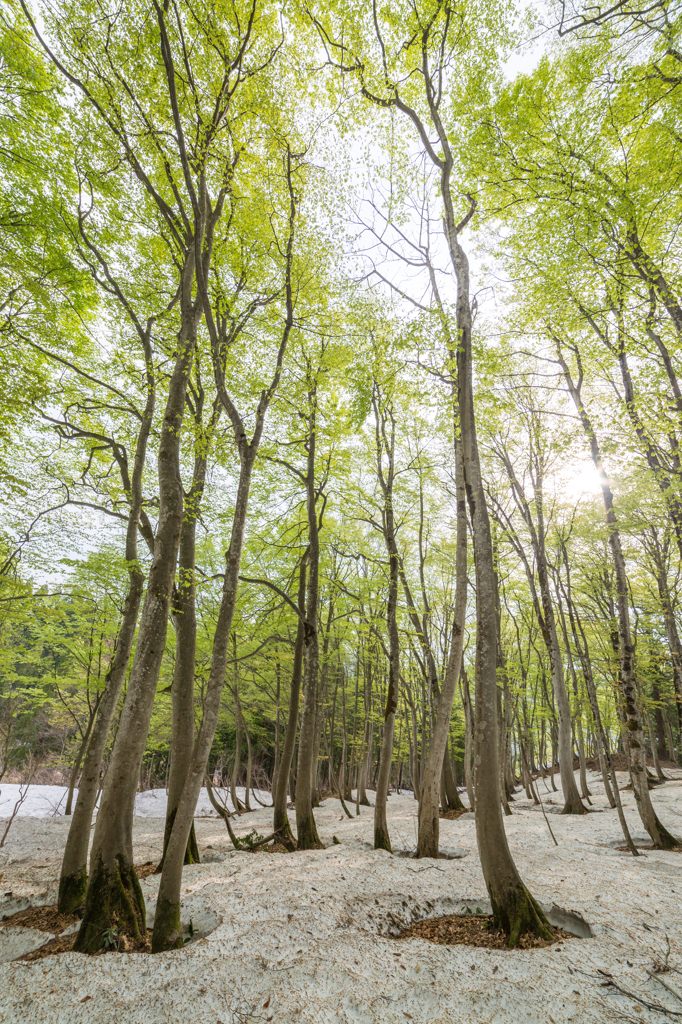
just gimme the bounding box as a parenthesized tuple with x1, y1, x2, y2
(0, 898, 222, 962)
(364, 895, 593, 940)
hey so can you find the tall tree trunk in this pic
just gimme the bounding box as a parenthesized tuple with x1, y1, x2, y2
(645, 531, 682, 739)
(75, 264, 198, 953)
(272, 551, 308, 849)
(231, 679, 245, 814)
(417, 434, 467, 856)
(159, 397, 220, 872)
(58, 325, 156, 917)
(652, 684, 669, 760)
(64, 711, 97, 818)
(496, 450, 586, 815)
(152, 454, 254, 952)
(443, 188, 551, 942)
(295, 378, 325, 851)
(461, 670, 475, 810)
(556, 340, 679, 849)
(373, 389, 400, 852)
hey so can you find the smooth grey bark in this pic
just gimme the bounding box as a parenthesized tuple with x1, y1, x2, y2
(64, 710, 96, 818)
(311, 5, 550, 942)
(356, 662, 372, 808)
(555, 338, 678, 849)
(311, 602, 333, 806)
(243, 707, 253, 811)
(417, 433, 467, 856)
(272, 551, 308, 849)
(460, 670, 475, 811)
(159, 394, 221, 871)
(643, 528, 682, 740)
(652, 683, 669, 760)
(437, 136, 551, 943)
(153, 454, 254, 953)
(553, 579, 592, 804)
(495, 447, 586, 816)
(151, 147, 300, 953)
(395, 455, 465, 822)
(76, 258, 199, 954)
(372, 389, 400, 852)
(295, 377, 325, 851)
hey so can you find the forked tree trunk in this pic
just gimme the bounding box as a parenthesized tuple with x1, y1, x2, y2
(58, 332, 155, 917)
(58, 564, 145, 915)
(75, 273, 198, 953)
(151, 143, 299, 953)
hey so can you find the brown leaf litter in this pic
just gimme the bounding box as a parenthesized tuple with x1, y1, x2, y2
(395, 914, 573, 950)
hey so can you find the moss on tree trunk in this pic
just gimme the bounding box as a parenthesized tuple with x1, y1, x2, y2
(490, 884, 553, 949)
(151, 896, 183, 953)
(57, 866, 87, 917)
(73, 852, 145, 954)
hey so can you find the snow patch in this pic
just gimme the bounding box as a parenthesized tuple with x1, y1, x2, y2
(0, 785, 272, 820)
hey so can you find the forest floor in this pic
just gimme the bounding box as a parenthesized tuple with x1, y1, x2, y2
(0, 770, 681, 1023)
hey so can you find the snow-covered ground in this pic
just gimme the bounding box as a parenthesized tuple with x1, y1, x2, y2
(1, 770, 682, 1023)
(0, 785, 271, 819)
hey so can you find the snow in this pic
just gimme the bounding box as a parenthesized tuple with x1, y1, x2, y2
(0, 770, 681, 1023)
(0, 785, 271, 820)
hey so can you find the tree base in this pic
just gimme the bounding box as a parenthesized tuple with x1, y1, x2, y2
(651, 816, 681, 851)
(73, 852, 145, 954)
(490, 885, 553, 949)
(273, 817, 297, 852)
(57, 867, 87, 917)
(374, 824, 392, 853)
(560, 798, 588, 815)
(151, 896, 183, 953)
(296, 811, 324, 851)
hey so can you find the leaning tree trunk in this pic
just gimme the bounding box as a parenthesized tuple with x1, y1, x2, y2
(57, 556, 146, 915)
(416, 433, 467, 857)
(75, 281, 197, 954)
(58, 325, 155, 918)
(64, 710, 97, 818)
(556, 341, 678, 849)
